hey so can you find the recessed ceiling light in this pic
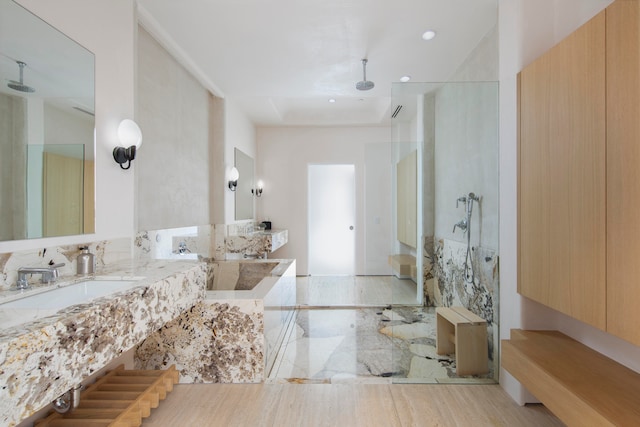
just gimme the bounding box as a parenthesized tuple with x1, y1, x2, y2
(422, 30, 436, 41)
(328, 98, 336, 103)
(400, 75, 411, 83)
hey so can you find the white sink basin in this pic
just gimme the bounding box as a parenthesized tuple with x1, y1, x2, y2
(0, 279, 141, 330)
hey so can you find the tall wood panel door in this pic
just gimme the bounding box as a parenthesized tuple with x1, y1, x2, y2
(606, 0, 640, 345)
(43, 152, 83, 237)
(518, 11, 607, 329)
(397, 150, 417, 249)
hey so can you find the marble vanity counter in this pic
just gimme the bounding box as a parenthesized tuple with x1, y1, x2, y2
(0, 259, 206, 427)
(225, 229, 288, 257)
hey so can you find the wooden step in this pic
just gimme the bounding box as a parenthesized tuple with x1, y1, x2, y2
(35, 365, 179, 427)
(502, 329, 640, 426)
(388, 254, 416, 279)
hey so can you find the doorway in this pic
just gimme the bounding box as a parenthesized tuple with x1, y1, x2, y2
(307, 164, 355, 276)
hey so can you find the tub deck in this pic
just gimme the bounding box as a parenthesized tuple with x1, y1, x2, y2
(135, 259, 296, 383)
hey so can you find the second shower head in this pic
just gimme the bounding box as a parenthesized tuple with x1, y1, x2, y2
(7, 61, 35, 93)
(355, 59, 374, 91)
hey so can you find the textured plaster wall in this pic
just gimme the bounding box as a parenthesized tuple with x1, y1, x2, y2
(136, 27, 210, 231)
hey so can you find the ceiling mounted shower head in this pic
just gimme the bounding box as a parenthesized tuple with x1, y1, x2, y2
(356, 58, 374, 91)
(7, 61, 35, 93)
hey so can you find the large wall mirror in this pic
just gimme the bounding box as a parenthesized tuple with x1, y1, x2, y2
(0, 0, 95, 241)
(234, 148, 254, 221)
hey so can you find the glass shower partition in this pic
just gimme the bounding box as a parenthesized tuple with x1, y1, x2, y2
(390, 81, 499, 383)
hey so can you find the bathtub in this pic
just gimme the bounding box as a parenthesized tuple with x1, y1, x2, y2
(206, 258, 296, 375)
(135, 258, 296, 383)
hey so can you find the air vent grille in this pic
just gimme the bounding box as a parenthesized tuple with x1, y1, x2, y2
(391, 105, 403, 118)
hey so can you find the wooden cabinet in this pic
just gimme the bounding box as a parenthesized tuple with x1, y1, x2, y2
(397, 150, 417, 248)
(606, 0, 640, 345)
(519, 0, 640, 346)
(518, 11, 607, 330)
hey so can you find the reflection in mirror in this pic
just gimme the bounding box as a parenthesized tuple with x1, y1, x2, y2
(0, 0, 95, 241)
(234, 148, 254, 221)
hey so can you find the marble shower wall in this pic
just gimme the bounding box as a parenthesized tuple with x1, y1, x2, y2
(432, 237, 498, 360)
(135, 300, 264, 383)
(422, 235, 435, 306)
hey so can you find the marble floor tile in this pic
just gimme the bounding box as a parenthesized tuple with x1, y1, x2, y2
(268, 306, 495, 384)
(296, 275, 418, 307)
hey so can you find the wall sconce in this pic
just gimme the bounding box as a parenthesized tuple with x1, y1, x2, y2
(228, 167, 239, 191)
(113, 119, 142, 170)
(252, 180, 264, 197)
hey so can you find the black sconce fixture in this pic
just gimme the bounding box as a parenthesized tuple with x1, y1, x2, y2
(228, 167, 239, 191)
(252, 180, 264, 197)
(113, 119, 142, 170)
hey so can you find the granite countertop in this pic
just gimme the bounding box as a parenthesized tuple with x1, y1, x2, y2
(0, 259, 203, 338)
(0, 259, 206, 427)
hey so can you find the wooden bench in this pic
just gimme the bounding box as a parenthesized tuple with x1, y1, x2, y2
(502, 329, 640, 426)
(388, 254, 416, 280)
(436, 306, 488, 376)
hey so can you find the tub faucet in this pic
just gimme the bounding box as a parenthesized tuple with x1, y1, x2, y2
(174, 242, 191, 255)
(244, 253, 267, 259)
(16, 263, 65, 290)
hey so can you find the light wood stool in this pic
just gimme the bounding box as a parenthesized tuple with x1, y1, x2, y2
(436, 306, 488, 376)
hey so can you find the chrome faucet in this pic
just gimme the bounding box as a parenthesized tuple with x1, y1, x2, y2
(16, 263, 65, 290)
(174, 242, 191, 255)
(453, 218, 468, 234)
(456, 195, 467, 208)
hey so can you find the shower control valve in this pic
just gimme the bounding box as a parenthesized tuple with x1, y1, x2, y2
(453, 219, 468, 234)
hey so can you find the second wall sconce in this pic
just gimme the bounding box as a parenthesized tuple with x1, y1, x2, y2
(113, 119, 142, 170)
(252, 179, 263, 197)
(228, 167, 239, 191)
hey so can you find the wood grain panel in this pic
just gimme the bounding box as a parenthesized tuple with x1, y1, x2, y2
(502, 330, 640, 426)
(518, 11, 606, 329)
(396, 150, 417, 248)
(606, 0, 640, 345)
(141, 383, 562, 427)
(43, 152, 83, 237)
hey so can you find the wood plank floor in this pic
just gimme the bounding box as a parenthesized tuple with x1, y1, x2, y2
(143, 383, 564, 426)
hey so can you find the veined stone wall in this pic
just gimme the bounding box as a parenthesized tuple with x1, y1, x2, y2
(432, 237, 498, 363)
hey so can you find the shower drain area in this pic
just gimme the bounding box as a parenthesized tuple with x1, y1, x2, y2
(267, 306, 495, 384)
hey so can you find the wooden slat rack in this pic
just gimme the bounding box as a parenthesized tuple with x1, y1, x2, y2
(35, 365, 179, 427)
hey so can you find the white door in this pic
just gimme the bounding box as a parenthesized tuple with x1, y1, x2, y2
(308, 164, 356, 275)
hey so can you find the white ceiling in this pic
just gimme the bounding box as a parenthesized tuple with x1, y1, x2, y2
(137, 0, 498, 127)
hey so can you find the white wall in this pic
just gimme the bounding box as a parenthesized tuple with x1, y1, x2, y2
(434, 81, 499, 250)
(497, 0, 640, 404)
(0, 0, 137, 253)
(364, 143, 393, 275)
(256, 126, 391, 275)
